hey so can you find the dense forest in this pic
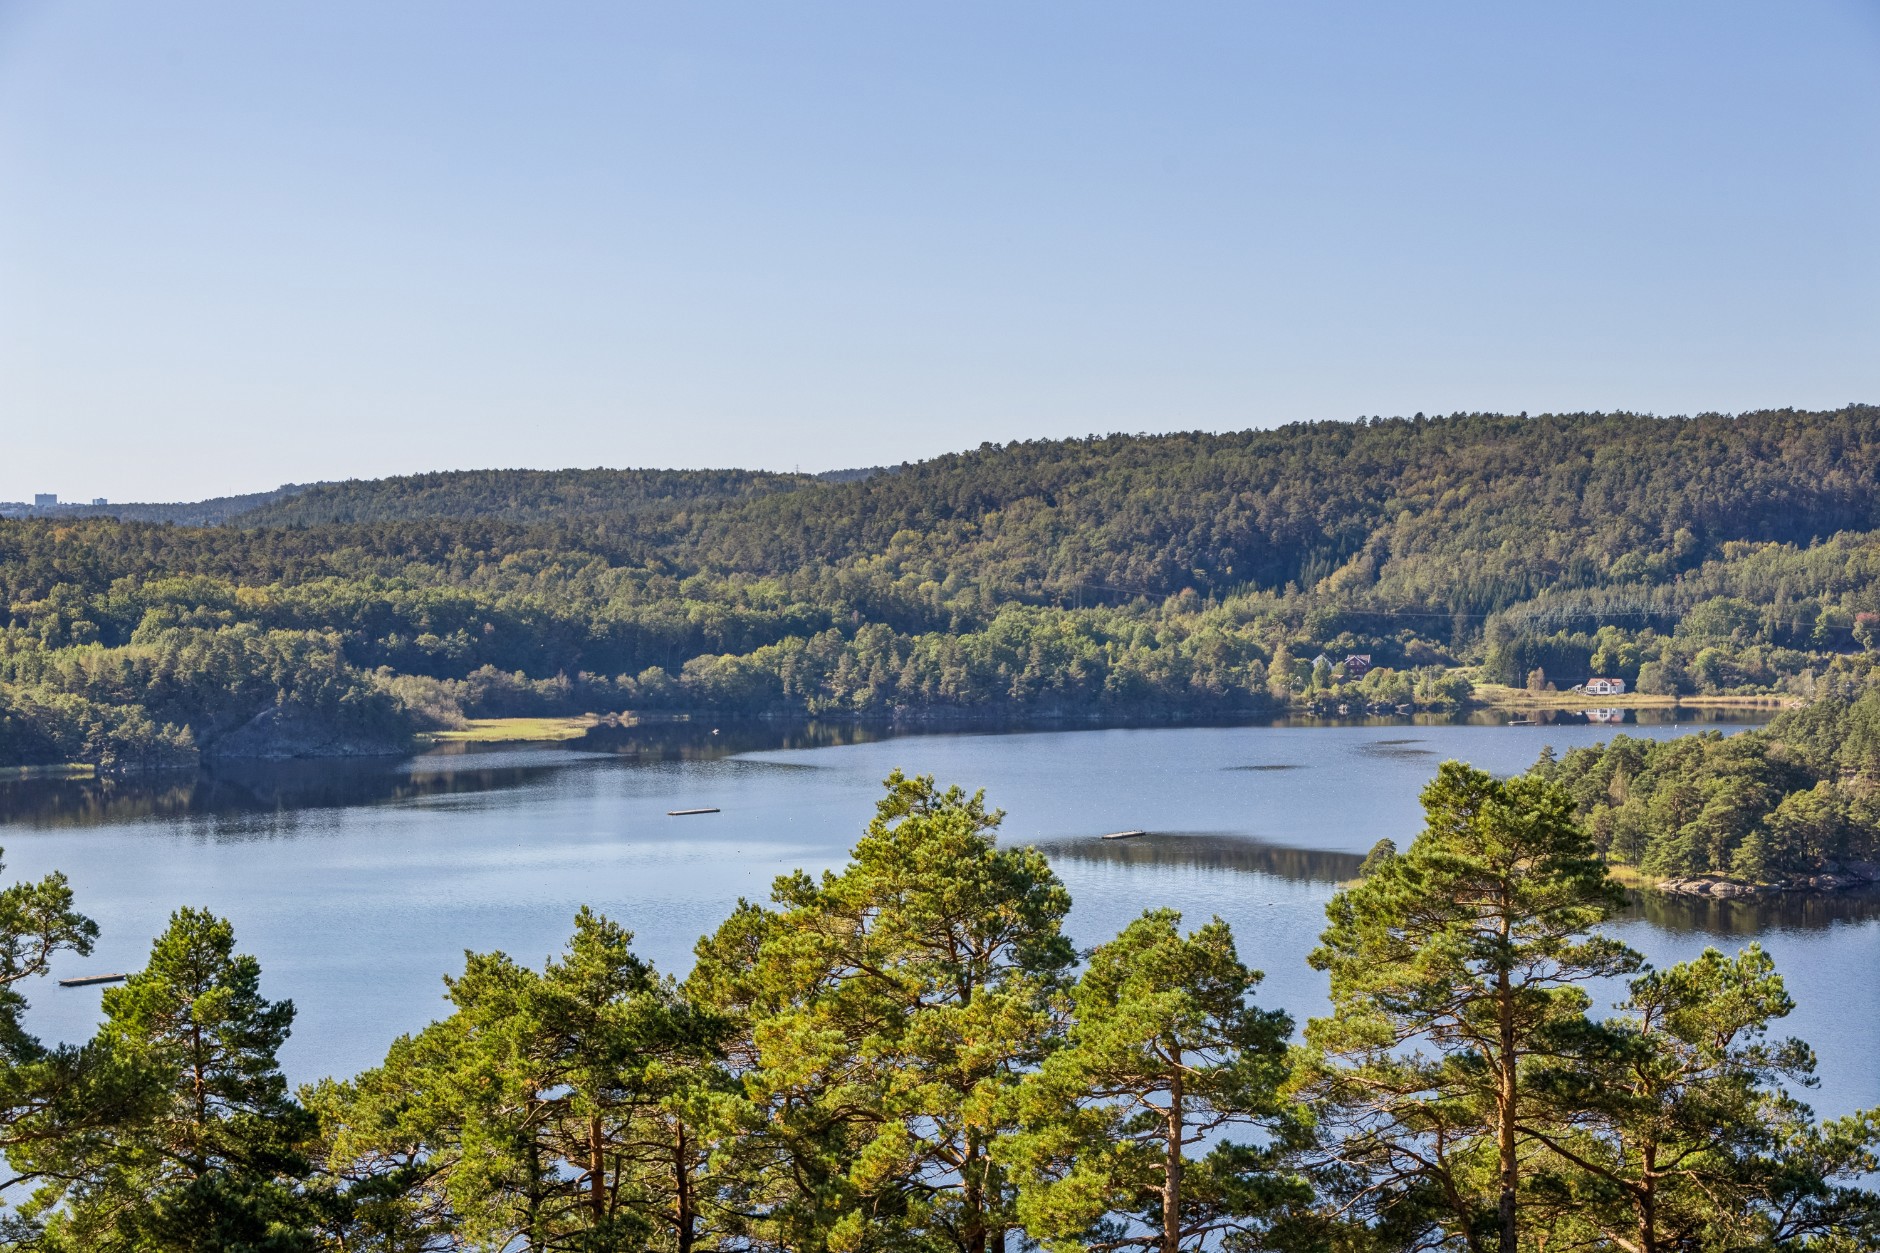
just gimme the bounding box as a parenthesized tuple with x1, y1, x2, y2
(0, 768, 1872, 1251)
(7, 406, 1880, 770)
(1544, 691, 1880, 887)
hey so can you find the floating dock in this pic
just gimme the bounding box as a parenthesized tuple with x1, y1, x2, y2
(668, 807, 721, 816)
(58, 973, 128, 988)
(1100, 829, 1149, 840)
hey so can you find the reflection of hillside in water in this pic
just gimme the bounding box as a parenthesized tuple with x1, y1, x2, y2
(1622, 886, 1880, 936)
(1029, 832, 1364, 884)
(0, 754, 575, 830)
(573, 718, 892, 761)
(0, 720, 924, 830)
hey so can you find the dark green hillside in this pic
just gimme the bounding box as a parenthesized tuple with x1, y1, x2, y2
(685, 407, 1880, 609)
(13, 485, 311, 526)
(235, 466, 811, 526)
(1544, 693, 1880, 885)
(7, 406, 1880, 769)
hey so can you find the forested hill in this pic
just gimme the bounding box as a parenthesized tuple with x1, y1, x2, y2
(7, 405, 1880, 769)
(233, 406, 1880, 608)
(10, 485, 310, 526)
(680, 407, 1880, 607)
(233, 467, 814, 526)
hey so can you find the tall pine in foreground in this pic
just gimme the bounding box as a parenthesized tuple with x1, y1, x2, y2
(307, 909, 728, 1252)
(1524, 945, 1880, 1252)
(1300, 761, 1639, 1253)
(708, 771, 1075, 1253)
(1000, 909, 1313, 1253)
(16, 907, 315, 1252)
(0, 850, 112, 1239)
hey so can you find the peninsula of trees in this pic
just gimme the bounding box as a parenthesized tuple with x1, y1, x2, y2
(6, 406, 1880, 772)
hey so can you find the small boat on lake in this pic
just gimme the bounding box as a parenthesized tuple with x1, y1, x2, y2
(668, 807, 721, 816)
(59, 973, 128, 988)
(1100, 829, 1149, 841)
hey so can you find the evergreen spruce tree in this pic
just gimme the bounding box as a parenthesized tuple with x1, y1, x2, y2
(1299, 761, 1639, 1253)
(1000, 909, 1311, 1253)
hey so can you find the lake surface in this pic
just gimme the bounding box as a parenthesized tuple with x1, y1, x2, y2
(3, 713, 1875, 1117)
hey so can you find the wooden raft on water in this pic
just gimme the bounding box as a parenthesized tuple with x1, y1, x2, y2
(668, 807, 721, 816)
(59, 973, 128, 988)
(1100, 829, 1149, 841)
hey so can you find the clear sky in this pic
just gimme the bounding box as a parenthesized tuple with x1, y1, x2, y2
(2, 2, 1877, 502)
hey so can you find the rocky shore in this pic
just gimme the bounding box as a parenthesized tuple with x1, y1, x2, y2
(204, 702, 414, 762)
(1654, 863, 1880, 898)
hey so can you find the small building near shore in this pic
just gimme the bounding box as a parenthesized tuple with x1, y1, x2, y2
(1584, 676, 1627, 696)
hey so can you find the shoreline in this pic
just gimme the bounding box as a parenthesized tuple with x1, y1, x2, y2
(1469, 685, 1797, 712)
(1469, 685, 1798, 712)
(5, 690, 1784, 772)
(421, 697, 1778, 750)
(422, 716, 598, 745)
(1608, 862, 1880, 899)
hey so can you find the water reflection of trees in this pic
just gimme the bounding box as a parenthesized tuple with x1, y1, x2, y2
(572, 718, 891, 761)
(1026, 833, 1880, 932)
(1028, 833, 1363, 884)
(0, 720, 902, 830)
(0, 757, 572, 830)
(1621, 887, 1880, 936)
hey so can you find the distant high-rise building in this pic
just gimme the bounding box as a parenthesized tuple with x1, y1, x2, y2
(33, 493, 57, 507)
(91, 497, 108, 506)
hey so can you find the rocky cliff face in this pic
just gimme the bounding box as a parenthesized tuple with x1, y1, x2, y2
(205, 702, 411, 762)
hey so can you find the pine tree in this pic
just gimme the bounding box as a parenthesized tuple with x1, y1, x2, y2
(1300, 761, 1639, 1253)
(0, 850, 108, 1238)
(1001, 909, 1311, 1253)
(0, 852, 97, 1056)
(17, 907, 315, 1252)
(1523, 945, 1880, 1252)
(717, 771, 1075, 1253)
(310, 909, 725, 1252)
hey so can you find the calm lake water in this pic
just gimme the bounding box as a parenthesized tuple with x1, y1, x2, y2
(3, 713, 1875, 1116)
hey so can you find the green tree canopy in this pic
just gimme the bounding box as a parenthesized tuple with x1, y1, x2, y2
(16, 907, 315, 1252)
(1525, 944, 1880, 1252)
(1301, 761, 1640, 1253)
(706, 771, 1074, 1253)
(1001, 908, 1311, 1253)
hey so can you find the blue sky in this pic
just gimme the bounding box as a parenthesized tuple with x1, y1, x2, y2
(2, 2, 1877, 501)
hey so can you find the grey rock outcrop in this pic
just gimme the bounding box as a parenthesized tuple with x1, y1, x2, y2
(205, 702, 411, 762)
(1655, 862, 1880, 898)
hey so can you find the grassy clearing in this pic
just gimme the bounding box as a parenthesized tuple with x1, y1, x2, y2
(425, 717, 596, 745)
(0, 763, 96, 781)
(1603, 862, 1666, 891)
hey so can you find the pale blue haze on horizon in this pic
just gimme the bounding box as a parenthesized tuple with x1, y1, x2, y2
(1, 2, 1877, 502)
